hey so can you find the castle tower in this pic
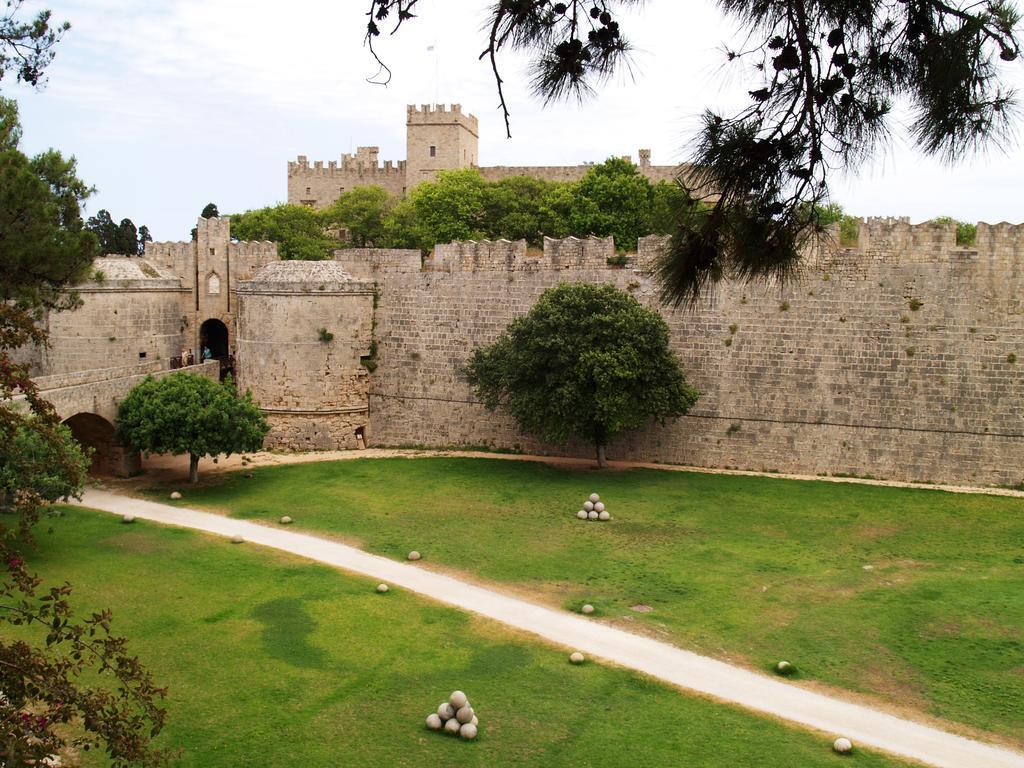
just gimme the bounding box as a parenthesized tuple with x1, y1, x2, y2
(235, 261, 375, 450)
(405, 103, 479, 188)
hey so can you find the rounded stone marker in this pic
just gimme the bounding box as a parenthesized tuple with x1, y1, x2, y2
(230, 535, 244, 544)
(407, 550, 421, 561)
(279, 515, 292, 525)
(122, 514, 135, 524)
(598, 511, 610, 521)
(594, 501, 605, 513)
(437, 702, 455, 721)
(583, 501, 594, 512)
(444, 718, 461, 735)
(459, 722, 478, 740)
(376, 583, 389, 593)
(170, 491, 182, 500)
(569, 651, 585, 664)
(576, 509, 588, 520)
(589, 493, 600, 503)
(833, 737, 853, 754)
(581, 604, 595, 615)
(587, 510, 599, 521)
(456, 705, 475, 724)
(449, 690, 468, 709)
(776, 660, 793, 674)
(425, 713, 443, 730)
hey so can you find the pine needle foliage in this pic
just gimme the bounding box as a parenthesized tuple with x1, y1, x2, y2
(363, 1, 1022, 303)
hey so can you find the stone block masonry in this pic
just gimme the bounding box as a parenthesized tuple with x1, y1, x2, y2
(362, 219, 1024, 487)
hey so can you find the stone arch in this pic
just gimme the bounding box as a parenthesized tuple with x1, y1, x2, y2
(200, 318, 229, 359)
(63, 412, 140, 477)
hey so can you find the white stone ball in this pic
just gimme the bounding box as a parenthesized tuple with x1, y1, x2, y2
(459, 722, 478, 740)
(376, 583, 389, 593)
(230, 535, 244, 544)
(598, 511, 610, 521)
(569, 651, 585, 664)
(776, 660, 792, 674)
(279, 515, 292, 525)
(587, 510, 599, 520)
(170, 491, 182, 500)
(425, 713, 443, 730)
(437, 702, 455, 721)
(583, 501, 594, 512)
(576, 510, 588, 520)
(589, 493, 600, 503)
(594, 502, 605, 513)
(471, 715, 478, 726)
(449, 690, 468, 709)
(581, 604, 595, 615)
(122, 514, 135, 524)
(444, 717, 461, 735)
(408, 550, 421, 561)
(456, 705, 475, 724)
(833, 737, 853, 754)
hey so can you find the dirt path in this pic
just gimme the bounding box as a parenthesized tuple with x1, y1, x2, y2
(76, 488, 1024, 768)
(127, 448, 1024, 499)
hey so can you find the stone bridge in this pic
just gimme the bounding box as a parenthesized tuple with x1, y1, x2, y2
(17, 360, 219, 476)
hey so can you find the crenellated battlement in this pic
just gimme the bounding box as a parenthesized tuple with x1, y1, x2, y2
(828, 217, 1024, 265)
(288, 154, 407, 178)
(406, 103, 478, 134)
(423, 235, 621, 273)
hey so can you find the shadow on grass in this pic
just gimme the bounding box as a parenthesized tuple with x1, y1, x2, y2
(252, 596, 328, 670)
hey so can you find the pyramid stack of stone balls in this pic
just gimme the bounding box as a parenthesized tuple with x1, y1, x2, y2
(576, 493, 610, 522)
(425, 690, 479, 740)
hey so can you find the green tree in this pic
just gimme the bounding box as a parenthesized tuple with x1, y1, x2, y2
(1, 85, 171, 765)
(365, 1, 1022, 302)
(117, 373, 270, 484)
(86, 209, 151, 256)
(200, 202, 219, 219)
(566, 157, 653, 251)
(410, 168, 488, 246)
(482, 175, 562, 245)
(379, 197, 422, 249)
(0, 97, 95, 310)
(229, 203, 337, 260)
(321, 185, 395, 246)
(138, 223, 153, 254)
(465, 283, 699, 467)
(649, 181, 688, 236)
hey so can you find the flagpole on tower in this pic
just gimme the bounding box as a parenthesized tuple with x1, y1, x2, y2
(427, 42, 438, 106)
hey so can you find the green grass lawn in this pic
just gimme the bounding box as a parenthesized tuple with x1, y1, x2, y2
(149, 456, 1024, 745)
(20, 509, 911, 767)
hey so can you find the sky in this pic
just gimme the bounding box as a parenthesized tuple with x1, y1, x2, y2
(9, 0, 1024, 241)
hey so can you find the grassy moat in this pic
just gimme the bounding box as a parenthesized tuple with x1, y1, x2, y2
(147, 456, 1024, 746)
(26, 509, 911, 767)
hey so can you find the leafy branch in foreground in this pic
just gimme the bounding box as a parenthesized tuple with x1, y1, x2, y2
(361, 1, 1022, 304)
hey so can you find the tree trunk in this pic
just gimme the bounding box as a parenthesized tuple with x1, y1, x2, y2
(189, 453, 199, 484)
(596, 441, 608, 469)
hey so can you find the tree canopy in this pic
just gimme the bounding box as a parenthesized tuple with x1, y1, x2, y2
(363, 1, 1022, 303)
(464, 282, 699, 467)
(321, 185, 394, 246)
(116, 373, 269, 483)
(0, 96, 96, 311)
(86, 208, 152, 255)
(229, 203, 339, 260)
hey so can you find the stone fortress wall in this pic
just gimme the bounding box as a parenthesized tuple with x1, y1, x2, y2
(288, 103, 683, 209)
(235, 261, 375, 451)
(361, 217, 1024, 487)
